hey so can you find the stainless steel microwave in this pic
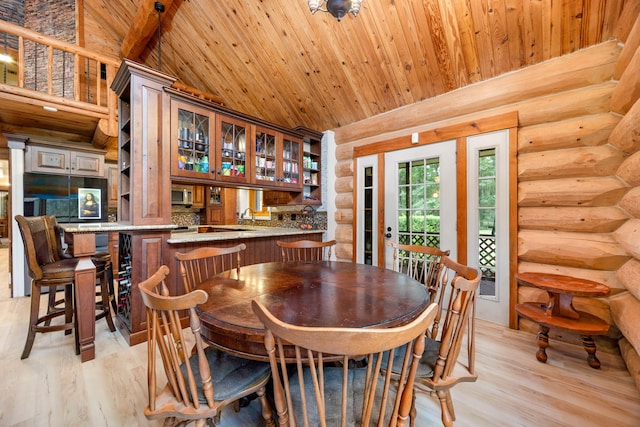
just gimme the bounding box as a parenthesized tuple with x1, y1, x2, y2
(171, 184, 194, 205)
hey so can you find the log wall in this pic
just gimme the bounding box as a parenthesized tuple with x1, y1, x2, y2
(330, 3, 640, 371)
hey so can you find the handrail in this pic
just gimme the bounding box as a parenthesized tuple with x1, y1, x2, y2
(0, 18, 120, 133)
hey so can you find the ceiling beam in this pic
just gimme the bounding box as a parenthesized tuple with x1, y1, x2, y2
(120, 0, 176, 60)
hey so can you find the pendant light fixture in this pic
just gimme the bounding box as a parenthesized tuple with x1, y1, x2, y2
(308, 0, 362, 21)
(155, 2, 165, 71)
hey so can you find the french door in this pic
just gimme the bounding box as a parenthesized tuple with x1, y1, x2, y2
(356, 130, 510, 325)
(383, 142, 457, 265)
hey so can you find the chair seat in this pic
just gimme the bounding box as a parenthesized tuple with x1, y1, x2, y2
(287, 365, 400, 425)
(182, 346, 271, 403)
(40, 258, 79, 280)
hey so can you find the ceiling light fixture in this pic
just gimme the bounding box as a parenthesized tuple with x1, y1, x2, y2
(308, 0, 362, 21)
(43, 106, 58, 112)
(0, 53, 12, 63)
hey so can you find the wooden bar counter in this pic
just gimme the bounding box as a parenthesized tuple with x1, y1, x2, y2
(515, 272, 610, 369)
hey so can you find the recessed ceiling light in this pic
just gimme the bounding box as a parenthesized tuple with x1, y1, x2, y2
(43, 106, 58, 112)
(0, 53, 12, 63)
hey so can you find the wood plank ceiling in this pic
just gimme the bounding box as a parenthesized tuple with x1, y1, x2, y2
(8, 0, 634, 145)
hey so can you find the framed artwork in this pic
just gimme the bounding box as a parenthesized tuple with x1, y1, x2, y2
(78, 188, 101, 219)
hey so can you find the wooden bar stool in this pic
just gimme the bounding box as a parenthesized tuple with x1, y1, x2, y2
(46, 216, 115, 334)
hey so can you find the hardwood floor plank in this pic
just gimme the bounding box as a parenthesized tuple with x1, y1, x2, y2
(0, 248, 638, 426)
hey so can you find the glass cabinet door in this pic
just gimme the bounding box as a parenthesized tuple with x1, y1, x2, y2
(217, 117, 249, 183)
(254, 126, 277, 184)
(280, 135, 301, 189)
(171, 101, 212, 178)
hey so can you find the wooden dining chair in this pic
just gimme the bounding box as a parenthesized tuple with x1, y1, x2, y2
(138, 265, 275, 427)
(276, 239, 336, 261)
(390, 256, 480, 427)
(388, 241, 450, 303)
(175, 243, 246, 293)
(252, 298, 439, 427)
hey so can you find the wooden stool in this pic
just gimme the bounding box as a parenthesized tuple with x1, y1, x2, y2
(46, 216, 116, 334)
(515, 272, 610, 368)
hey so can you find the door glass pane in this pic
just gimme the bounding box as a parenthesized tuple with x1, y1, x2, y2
(397, 157, 441, 248)
(478, 148, 496, 297)
(363, 166, 374, 265)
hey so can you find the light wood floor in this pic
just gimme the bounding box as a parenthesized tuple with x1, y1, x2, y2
(1, 247, 639, 426)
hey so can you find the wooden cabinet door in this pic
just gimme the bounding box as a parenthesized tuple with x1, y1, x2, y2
(253, 125, 279, 186)
(279, 134, 303, 190)
(26, 145, 70, 174)
(215, 116, 250, 184)
(192, 185, 205, 208)
(171, 100, 215, 179)
(26, 145, 104, 177)
(71, 151, 104, 176)
(106, 163, 119, 208)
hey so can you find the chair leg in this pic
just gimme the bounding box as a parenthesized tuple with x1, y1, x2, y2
(21, 283, 41, 359)
(97, 268, 116, 332)
(445, 390, 456, 421)
(437, 389, 454, 427)
(257, 386, 276, 427)
(409, 392, 417, 427)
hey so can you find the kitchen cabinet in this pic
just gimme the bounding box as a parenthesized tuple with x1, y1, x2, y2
(263, 190, 296, 206)
(192, 185, 205, 208)
(280, 134, 302, 190)
(253, 126, 278, 186)
(111, 59, 174, 225)
(300, 129, 323, 204)
(26, 144, 104, 177)
(215, 116, 250, 184)
(171, 100, 214, 179)
(253, 126, 302, 190)
(105, 162, 119, 208)
(205, 186, 236, 225)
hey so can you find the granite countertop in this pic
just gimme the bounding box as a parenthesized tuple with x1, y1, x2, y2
(59, 222, 178, 233)
(167, 224, 324, 244)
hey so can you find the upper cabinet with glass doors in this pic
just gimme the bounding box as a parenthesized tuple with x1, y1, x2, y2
(254, 125, 278, 186)
(252, 127, 302, 190)
(171, 100, 214, 179)
(279, 135, 302, 190)
(215, 116, 250, 184)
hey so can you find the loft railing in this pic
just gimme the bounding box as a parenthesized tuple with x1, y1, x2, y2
(0, 19, 120, 133)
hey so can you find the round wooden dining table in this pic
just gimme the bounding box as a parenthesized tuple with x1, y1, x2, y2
(195, 261, 430, 361)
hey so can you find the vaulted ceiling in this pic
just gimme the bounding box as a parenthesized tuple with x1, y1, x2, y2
(81, 0, 630, 136)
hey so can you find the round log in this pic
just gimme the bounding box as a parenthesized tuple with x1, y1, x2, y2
(518, 145, 624, 181)
(518, 206, 629, 233)
(335, 193, 353, 209)
(335, 160, 353, 178)
(616, 150, 640, 186)
(334, 242, 353, 262)
(518, 229, 630, 270)
(613, 218, 640, 259)
(608, 97, 640, 154)
(518, 177, 629, 207)
(614, 13, 640, 79)
(334, 224, 353, 244)
(335, 143, 354, 161)
(616, 258, 640, 301)
(334, 209, 353, 224)
(610, 48, 640, 114)
(619, 186, 640, 217)
(334, 176, 353, 194)
(517, 113, 618, 154)
(517, 261, 622, 289)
